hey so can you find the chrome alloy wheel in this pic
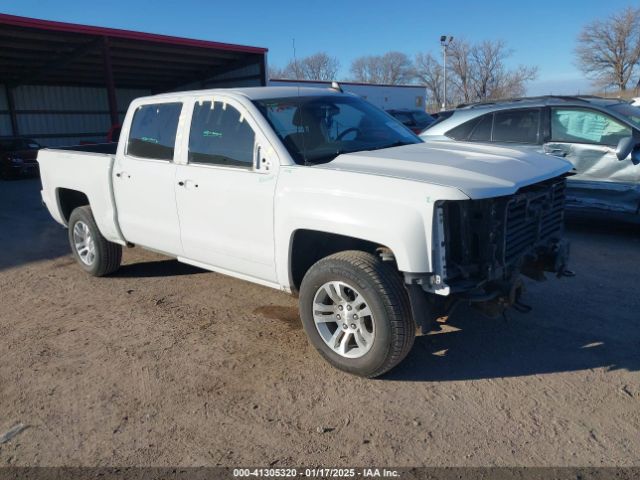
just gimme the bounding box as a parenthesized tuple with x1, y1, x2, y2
(72, 220, 96, 266)
(312, 281, 375, 359)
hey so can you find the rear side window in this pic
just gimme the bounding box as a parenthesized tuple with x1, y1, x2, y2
(551, 108, 631, 146)
(492, 109, 540, 144)
(445, 116, 481, 140)
(469, 114, 493, 142)
(189, 101, 255, 168)
(127, 103, 182, 160)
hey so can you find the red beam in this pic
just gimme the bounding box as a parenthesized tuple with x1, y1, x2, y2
(102, 37, 119, 127)
(0, 13, 267, 55)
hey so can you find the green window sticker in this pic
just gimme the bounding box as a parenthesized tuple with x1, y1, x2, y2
(203, 130, 222, 138)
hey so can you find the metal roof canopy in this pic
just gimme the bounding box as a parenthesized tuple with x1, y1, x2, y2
(0, 14, 267, 128)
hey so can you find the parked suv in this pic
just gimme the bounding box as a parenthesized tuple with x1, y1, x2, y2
(421, 96, 640, 221)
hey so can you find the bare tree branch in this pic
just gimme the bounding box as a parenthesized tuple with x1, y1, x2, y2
(270, 52, 340, 81)
(414, 53, 442, 109)
(447, 39, 474, 103)
(350, 52, 414, 84)
(575, 7, 640, 91)
(415, 38, 537, 108)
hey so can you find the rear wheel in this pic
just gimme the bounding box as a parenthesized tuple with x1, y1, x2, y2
(299, 250, 415, 378)
(68, 206, 122, 276)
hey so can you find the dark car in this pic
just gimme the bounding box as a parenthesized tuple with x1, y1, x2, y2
(386, 109, 435, 134)
(0, 137, 42, 179)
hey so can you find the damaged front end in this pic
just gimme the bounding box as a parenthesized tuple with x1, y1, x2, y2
(407, 175, 573, 333)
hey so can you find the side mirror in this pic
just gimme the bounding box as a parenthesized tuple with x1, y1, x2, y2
(615, 136, 635, 160)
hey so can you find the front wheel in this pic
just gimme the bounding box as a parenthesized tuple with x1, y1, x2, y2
(68, 206, 122, 276)
(299, 250, 415, 378)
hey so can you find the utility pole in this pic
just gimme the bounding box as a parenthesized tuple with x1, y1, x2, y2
(440, 35, 453, 111)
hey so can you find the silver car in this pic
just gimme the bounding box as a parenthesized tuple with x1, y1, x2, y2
(422, 96, 640, 221)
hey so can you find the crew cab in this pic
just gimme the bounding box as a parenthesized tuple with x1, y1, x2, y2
(39, 86, 573, 377)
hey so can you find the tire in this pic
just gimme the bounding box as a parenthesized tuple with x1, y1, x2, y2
(68, 206, 122, 277)
(299, 250, 415, 378)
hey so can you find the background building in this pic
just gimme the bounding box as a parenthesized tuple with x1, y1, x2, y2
(270, 79, 427, 111)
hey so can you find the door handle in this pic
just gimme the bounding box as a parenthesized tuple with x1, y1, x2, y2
(178, 180, 199, 188)
(115, 171, 130, 178)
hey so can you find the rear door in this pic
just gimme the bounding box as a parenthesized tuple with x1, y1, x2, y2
(174, 97, 279, 284)
(544, 107, 639, 214)
(113, 101, 184, 255)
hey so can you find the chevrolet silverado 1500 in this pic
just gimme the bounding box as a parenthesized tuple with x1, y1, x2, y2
(39, 86, 572, 377)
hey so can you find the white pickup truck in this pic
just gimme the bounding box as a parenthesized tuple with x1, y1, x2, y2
(39, 86, 573, 377)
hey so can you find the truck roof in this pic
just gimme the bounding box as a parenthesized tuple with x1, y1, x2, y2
(140, 86, 345, 102)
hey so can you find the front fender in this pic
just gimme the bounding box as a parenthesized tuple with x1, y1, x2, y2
(274, 166, 468, 289)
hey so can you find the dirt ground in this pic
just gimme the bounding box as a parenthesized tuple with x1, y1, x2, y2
(0, 178, 638, 467)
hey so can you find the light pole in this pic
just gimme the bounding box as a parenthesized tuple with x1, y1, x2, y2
(440, 35, 453, 110)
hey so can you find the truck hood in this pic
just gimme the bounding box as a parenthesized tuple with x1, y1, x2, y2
(317, 141, 572, 199)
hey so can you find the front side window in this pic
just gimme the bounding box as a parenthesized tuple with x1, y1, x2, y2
(551, 108, 631, 146)
(492, 109, 540, 144)
(189, 101, 255, 168)
(253, 95, 421, 165)
(127, 103, 182, 160)
(608, 103, 640, 129)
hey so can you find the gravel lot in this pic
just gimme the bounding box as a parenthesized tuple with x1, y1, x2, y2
(0, 178, 638, 467)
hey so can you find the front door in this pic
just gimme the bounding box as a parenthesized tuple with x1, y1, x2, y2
(175, 99, 278, 284)
(113, 101, 184, 255)
(544, 107, 640, 214)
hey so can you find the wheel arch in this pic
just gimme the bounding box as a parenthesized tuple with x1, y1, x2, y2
(56, 188, 90, 225)
(288, 229, 396, 294)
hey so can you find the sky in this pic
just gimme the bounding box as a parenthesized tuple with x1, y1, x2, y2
(1, 0, 637, 95)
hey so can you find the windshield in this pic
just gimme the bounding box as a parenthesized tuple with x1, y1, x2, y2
(253, 95, 422, 165)
(609, 103, 640, 129)
(413, 110, 434, 125)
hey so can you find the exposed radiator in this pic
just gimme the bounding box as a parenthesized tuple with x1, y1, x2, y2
(443, 176, 567, 282)
(503, 178, 566, 265)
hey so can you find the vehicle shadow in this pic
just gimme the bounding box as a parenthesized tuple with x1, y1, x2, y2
(384, 214, 640, 382)
(111, 259, 205, 278)
(386, 307, 637, 382)
(565, 214, 640, 236)
(0, 178, 70, 271)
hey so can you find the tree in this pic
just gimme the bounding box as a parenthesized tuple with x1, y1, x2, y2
(447, 39, 474, 104)
(300, 52, 340, 81)
(415, 38, 538, 108)
(414, 53, 442, 109)
(575, 7, 640, 91)
(468, 40, 537, 101)
(269, 52, 340, 81)
(350, 52, 414, 84)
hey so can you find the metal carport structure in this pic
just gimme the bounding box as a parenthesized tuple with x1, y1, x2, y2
(0, 14, 267, 145)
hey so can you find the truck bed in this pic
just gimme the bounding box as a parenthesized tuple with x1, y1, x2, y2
(38, 145, 125, 245)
